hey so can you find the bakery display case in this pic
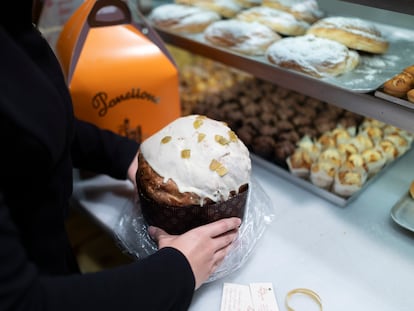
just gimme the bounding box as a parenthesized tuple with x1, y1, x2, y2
(66, 1, 414, 310)
(173, 53, 413, 205)
(149, 0, 414, 205)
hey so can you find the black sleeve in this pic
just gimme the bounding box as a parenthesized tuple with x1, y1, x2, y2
(71, 119, 139, 180)
(0, 192, 195, 311)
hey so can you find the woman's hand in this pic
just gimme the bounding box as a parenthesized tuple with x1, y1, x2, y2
(127, 150, 139, 187)
(148, 217, 242, 290)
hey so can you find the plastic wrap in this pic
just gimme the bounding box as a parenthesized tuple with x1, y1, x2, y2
(114, 177, 276, 282)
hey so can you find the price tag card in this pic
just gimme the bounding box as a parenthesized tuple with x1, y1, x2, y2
(220, 282, 280, 311)
(220, 283, 254, 311)
(250, 283, 280, 311)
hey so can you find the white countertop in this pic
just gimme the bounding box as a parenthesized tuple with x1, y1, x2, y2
(72, 148, 414, 311)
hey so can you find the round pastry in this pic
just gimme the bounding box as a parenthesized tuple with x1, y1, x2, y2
(400, 71, 414, 84)
(190, 0, 243, 18)
(377, 140, 399, 162)
(407, 88, 414, 103)
(262, 0, 323, 23)
(359, 118, 386, 130)
(382, 125, 413, 145)
(348, 134, 374, 152)
(361, 148, 386, 176)
(319, 148, 344, 167)
(383, 133, 410, 155)
(148, 4, 221, 33)
(286, 136, 320, 178)
(403, 65, 414, 77)
(266, 34, 360, 78)
(310, 160, 337, 189)
(136, 115, 251, 234)
(337, 143, 358, 158)
(383, 72, 414, 98)
(342, 154, 366, 171)
(286, 148, 315, 178)
(204, 20, 281, 56)
(410, 181, 414, 199)
(331, 127, 354, 145)
(333, 167, 367, 197)
(306, 16, 389, 54)
(317, 133, 336, 149)
(236, 6, 310, 36)
(359, 126, 383, 144)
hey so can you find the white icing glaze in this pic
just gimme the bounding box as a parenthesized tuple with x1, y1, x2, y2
(149, 4, 221, 27)
(267, 0, 323, 18)
(276, 0, 320, 13)
(266, 34, 358, 77)
(309, 16, 387, 42)
(140, 115, 251, 203)
(195, 0, 242, 13)
(237, 6, 310, 29)
(204, 20, 280, 55)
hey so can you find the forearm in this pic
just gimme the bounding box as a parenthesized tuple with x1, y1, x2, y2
(41, 248, 195, 311)
(2, 247, 195, 311)
(1, 192, 194, 311)
(71, 119, 139, 180)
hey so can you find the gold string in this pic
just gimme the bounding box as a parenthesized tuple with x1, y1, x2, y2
(285, 288, 322, 311)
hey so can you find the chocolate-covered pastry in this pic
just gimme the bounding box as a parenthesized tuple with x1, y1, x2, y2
(276, 120, 294, 132)
(274, 140, 296, 161)
(237, 126, 255, 146)
(278, 130, 300, 143)
(314, 117, 337, 134)
(297, 126, 318, 138)
(260, 124, 279, 137)
(252, 136, 276, 159)
(243, 102, 262, 116)
(276, 107, 295, 120)
(292, 115, 312, 127)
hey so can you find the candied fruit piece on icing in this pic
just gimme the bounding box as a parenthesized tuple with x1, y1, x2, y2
(198, 133, 206, 142)
(181, 149, 191, 159)
(216, 165, 228, 177)
(228, 130, 238, 142)
(215, 135, 229, 145)
(209, 159, 228, 177)
(209, 159, 221, 171)
(193, 119, 203, 129)
(161, 136, 172, 144)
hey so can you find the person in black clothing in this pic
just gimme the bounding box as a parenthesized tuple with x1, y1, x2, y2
(0, 1, 241, 310)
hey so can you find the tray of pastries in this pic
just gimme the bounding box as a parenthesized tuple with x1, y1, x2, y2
(374, 64, 414, 108)
(177, 63, 413, 205)
(147, 0, 414, 93)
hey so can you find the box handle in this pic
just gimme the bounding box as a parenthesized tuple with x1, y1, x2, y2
(87, 0, 131, 27)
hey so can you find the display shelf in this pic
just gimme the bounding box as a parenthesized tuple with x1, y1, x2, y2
(339, 0, 414, 15)
(148, 0, 414, 132)
(155, 27, 414, 133)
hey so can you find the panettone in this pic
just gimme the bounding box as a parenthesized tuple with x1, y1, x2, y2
(136, 115, 251, 234)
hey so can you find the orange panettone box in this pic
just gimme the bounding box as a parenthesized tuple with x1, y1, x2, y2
(56, 0, 181, 143)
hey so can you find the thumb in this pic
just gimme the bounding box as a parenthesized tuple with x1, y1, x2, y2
(148, 225, 168, 243)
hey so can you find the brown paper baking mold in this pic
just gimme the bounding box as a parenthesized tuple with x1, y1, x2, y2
(138, 185, 248, 235)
